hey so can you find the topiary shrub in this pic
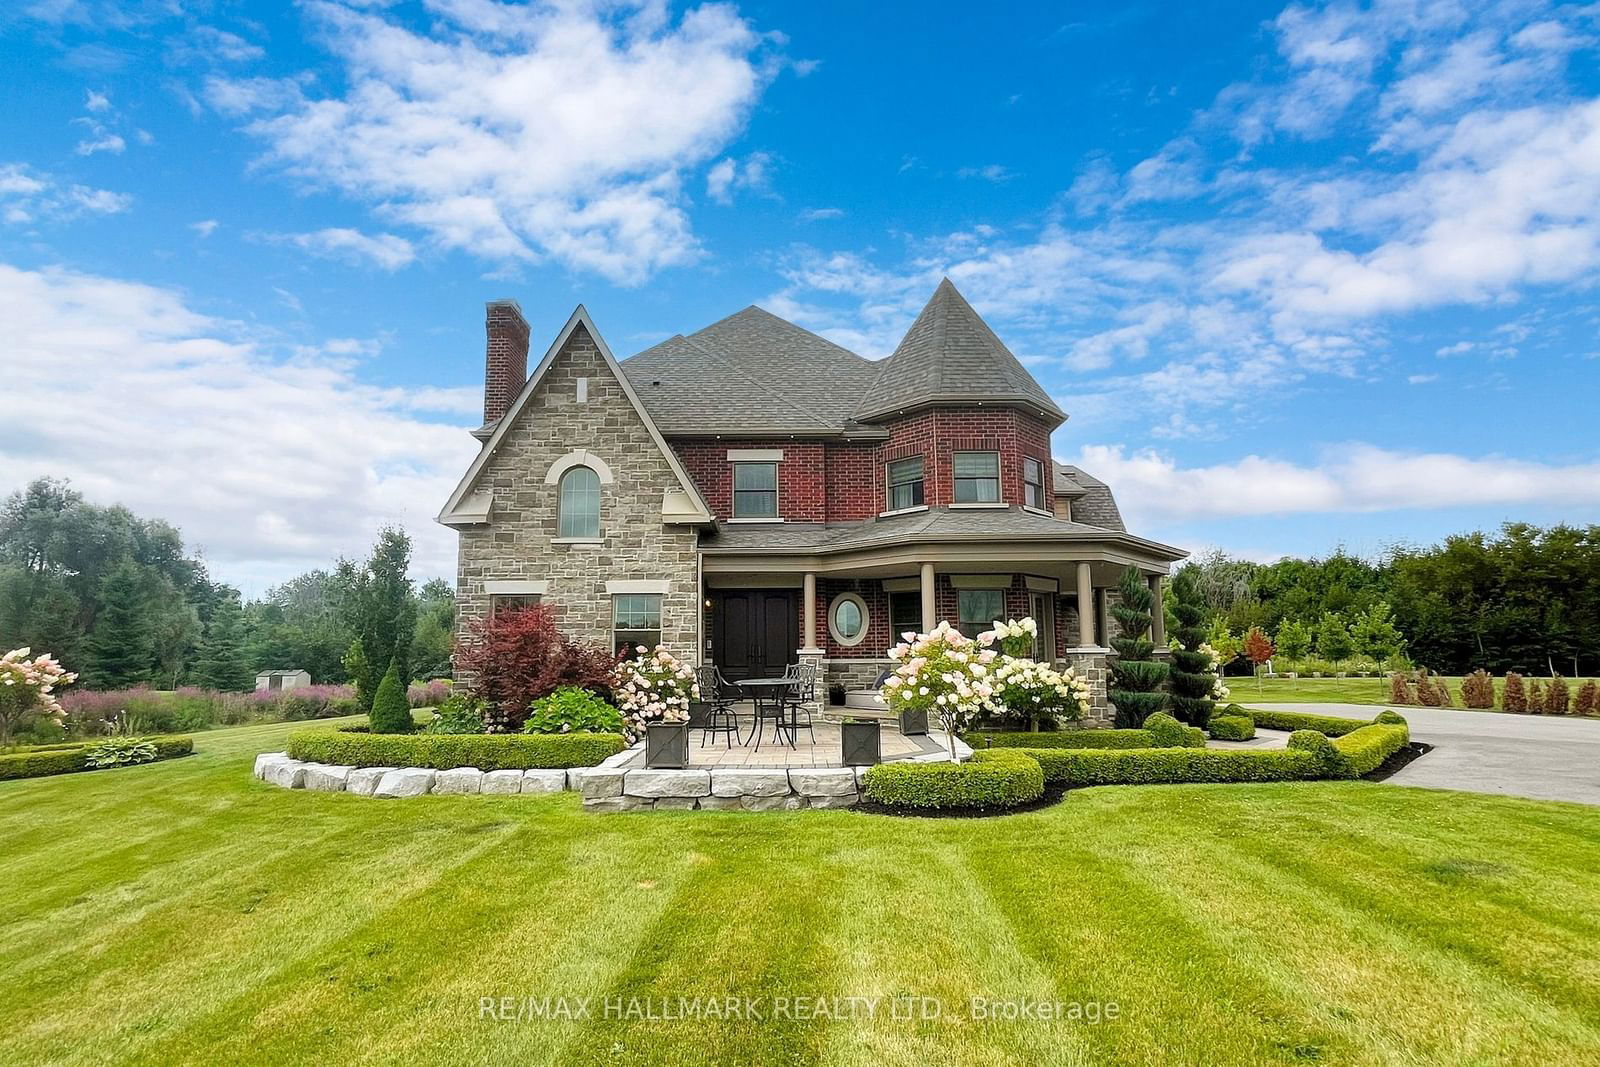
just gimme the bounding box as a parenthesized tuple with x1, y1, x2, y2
(1502, 672, 1527, 713)
(1002, 745, 1324, 786)
(1242, 708, 1371, 735)
(1165, 570, 1215, 727)
(524, 686, 623, 735)
(1575, 680, 1598, 717)
(367, 659, 414, 734)
(860, 750, 1044, 811)
(1461, 670, 1494, 709)
(1143, 711, 1206, 748)
(1388, 672, 1415, 705)
(1207, 714, 1255, 741)
(285, 729, 624, 770)
(1108, 566, 1167, 728)
(1545, 675, 1570, 715)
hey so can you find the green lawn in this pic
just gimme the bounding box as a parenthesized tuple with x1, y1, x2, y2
(5, 720, 1600, 1065)
(1236, 673, 1600, 709)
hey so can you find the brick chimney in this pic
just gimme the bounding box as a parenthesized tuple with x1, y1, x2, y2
(482, 298, 530, 428)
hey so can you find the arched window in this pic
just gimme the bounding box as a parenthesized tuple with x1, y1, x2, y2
(558, 466, 601, 539)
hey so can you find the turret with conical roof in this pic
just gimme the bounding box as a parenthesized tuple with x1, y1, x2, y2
(852, 278, 1067, 426)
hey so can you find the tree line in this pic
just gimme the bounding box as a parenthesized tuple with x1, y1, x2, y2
(0, 478, 453, 694)
(1177, 522, 1600, 676)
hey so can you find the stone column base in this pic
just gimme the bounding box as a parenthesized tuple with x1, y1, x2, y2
(1061, 646, 1112, 728)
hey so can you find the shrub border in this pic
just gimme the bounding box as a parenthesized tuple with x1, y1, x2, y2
(0, 737, 194, 781)
(860, 750, 1045, 811)
(285, 729, 625, 771)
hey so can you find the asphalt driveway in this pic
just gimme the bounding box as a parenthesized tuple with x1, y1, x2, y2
(1247, 702, 1600, 807)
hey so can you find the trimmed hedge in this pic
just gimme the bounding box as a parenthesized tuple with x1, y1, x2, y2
(1207, 714, 1256, 741)
(0, 737, 193, 781)
(285, 729, 625, 771)
(968, 728, 1154, 750)
(1327, 722, 1411, 777)
(1242, 707, 1371, 736)
(861, 750, 1045, 811)
(989, 745, 1324, 786)
(1143, 712, 1207, 749)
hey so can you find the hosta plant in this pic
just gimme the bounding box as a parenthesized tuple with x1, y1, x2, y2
(83, 736, 158, 768)
(614, 646, 697, 743)
(525, 686, 623, 735)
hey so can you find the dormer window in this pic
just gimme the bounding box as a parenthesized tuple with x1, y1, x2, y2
(558, 466, 601, 538)
(732, 461, 778, 518)
(886, 456, 925, 511)
(1023, 457, 1044, 510)
(953, 451, 1001, 504)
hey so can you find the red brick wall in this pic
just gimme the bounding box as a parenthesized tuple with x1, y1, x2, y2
(483, 301, 530, 424)
(812, 577, 892, 656)
(668, 408, 1054, 522)
(673, 440, 827, 522)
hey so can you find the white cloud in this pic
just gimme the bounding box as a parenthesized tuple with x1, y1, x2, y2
(84, 89, 110, 112)
(212, 0, 778, 283)
(0, 162, 130, 223)
(706, 151, 773, 204)
(74, 131, 125, 155)
(189, 219, 219, 238)
(0, 261, 476, 589)
(957, 164, 1015, 183)
(798, 206, 844, 221)
(1070, 443, 1600, 525)
(274, 228, 417, 271)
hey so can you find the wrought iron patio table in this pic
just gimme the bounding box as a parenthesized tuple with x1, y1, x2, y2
(737, 677, 798, 748)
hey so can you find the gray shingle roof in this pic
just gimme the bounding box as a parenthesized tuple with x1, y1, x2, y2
(622, 307, 881, 435)
(851, 279, 1066, 425)
(701, 506, 1119, 554)
(1053, 463, 1125, 532)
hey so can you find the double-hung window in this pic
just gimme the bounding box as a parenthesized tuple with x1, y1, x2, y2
(886, 456, 925, 511)
(956, 589, 1004, 638)
(612, 594, 663, 655)
(952, 451, 1001, 504)
(732, 462, 778, 518)
(558, 466, 601, 539)
(1023, 457, 1045, 510)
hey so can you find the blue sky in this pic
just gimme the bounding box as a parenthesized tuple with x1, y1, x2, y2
(3, 0, 1599, 594)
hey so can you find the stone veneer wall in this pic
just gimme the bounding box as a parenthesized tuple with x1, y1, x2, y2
(455, 323, 702, 673)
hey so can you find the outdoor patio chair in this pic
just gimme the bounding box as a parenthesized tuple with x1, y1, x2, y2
(777, 661, 819, 746)
(693, 665, 740, 748)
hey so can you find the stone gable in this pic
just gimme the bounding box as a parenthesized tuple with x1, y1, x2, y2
(456, 323, 701, 670)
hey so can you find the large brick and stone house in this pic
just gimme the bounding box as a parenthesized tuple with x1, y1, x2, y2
(439, 280, 1186, 723)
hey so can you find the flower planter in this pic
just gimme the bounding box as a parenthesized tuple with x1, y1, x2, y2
(645, 723, 690, 769)
(841, 719, 881, 766)
(899, 707, 928, 736)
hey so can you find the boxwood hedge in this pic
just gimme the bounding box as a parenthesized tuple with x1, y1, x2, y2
(0, 736, 194, 781)
(986, 745, 1324, 786)
(860, 750, 1045, 811)
(1143, 712, 1207, 749)
(967, 728, 1154, 750)
(1242, 706, 1372, 736)
(1207, 714, 1256, 741)
(285, 729, 625, 771)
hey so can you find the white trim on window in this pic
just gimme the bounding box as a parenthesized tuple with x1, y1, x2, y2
(544, 449, 615, 485)
(551, 537, 604, 547)
(1022, 505, 1053, 518)
(725, 517, 785, 524)
(878, 505, 929, 519)
(604, 579, 672, 595)
(949, 574, 1012, 590)
(827, 592, 870, 647)
(485, 580, 549, 595)
(881, 577, 921, 593)
(1024, 575, 1059, 593)
(948, 502, 1010, 510)
(726, 448, 784, 462)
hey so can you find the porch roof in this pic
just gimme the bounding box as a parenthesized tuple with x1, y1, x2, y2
(699, 506, 1187, 563)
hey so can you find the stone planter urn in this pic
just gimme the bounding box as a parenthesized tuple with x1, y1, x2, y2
(899, 707, 928, 736)
(841, 719, 882, 766)
(645, 722, 690, 769)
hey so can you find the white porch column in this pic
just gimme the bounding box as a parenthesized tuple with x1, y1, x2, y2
(1076, 561, 1094, 647)
(1148, 574, 1166, 646)
(920, 563, 936, 633)
(802, 572, 819, 651)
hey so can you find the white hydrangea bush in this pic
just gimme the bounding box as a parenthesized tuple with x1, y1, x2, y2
(614, 645, 698, 743)
(0, 647, 76, 746)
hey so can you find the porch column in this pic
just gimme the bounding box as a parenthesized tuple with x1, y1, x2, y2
(1075, 561, 1094, 647)
(1148, 574, 1166, 646)
(801, 572, 819, 651)
(920, 563, 936, 633)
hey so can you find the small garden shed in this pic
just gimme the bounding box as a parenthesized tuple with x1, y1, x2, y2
(255, 669, 312, 691)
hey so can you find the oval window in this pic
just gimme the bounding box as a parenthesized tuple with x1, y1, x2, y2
(828, 593, 869, 647)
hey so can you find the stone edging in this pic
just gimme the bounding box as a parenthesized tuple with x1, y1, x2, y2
(253, 733, 971, 812)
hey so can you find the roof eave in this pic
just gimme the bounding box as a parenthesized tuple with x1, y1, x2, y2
(854, 394, 1068, 428)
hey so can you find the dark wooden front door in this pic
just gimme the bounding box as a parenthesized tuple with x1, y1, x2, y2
(713, 590, 798, 681)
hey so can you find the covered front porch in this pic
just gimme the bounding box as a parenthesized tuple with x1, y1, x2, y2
(698, 520, 1187, 725)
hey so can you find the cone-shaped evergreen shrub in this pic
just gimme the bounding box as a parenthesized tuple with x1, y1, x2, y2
(1461, 670, 1494, 709)
(1502, 672, 1526, 712)
(368, 659, 413, 734)
(1527, 678, 1545, 713)
(1165, 570, 1214, 727)
(1388, 672, 1415, 705)
(1575, 680, 1598, 717)
(1109, 566, 1167, 728)
(1546, 674, 1569, 714)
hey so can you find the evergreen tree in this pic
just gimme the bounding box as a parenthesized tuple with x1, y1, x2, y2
(82, 559, 153, 688)
(338, 527, 417, 708)
(1165, 570, 1216, 727)
(193, 595, 252, 691)
(1108, 566, 1168, 728)
(342, 637, 373, 709)
(367, 658, 413, 734)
